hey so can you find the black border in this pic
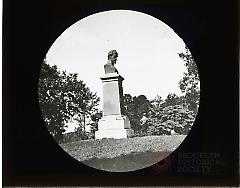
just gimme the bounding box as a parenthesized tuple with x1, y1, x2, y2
(3, 0, 239, 186)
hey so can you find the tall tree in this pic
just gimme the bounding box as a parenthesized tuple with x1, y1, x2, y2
(38, 60, 70, 142)
(68, 77, 100, 134)
(179, 46, 200, 113)
(38, 60, 100, 142)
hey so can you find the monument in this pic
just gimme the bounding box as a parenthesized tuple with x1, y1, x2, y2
(95, 50, 134, 139)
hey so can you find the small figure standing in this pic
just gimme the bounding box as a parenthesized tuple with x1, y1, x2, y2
(104, 50, 119, 74)
(140, 113, 149, 135)
(140, 113, 148, 125)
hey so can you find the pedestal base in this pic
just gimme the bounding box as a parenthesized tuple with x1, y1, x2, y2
(95, 129, 134, 139)
(95, 115, 134, 139)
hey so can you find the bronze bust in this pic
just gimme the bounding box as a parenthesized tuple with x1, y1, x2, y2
(104, 50, 119, 74)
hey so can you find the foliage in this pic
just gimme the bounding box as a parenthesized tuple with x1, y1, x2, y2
(89, 111, 103, 139)
(123, 94, 151, 136)
(40, 46, 199, 141)
(179, 46, 200, 112)
(162, 93, 183, 107)
(38, 59, 100, 142)
(121, 47, 199, 137)
(73, 126, 89, 140)
(146, 93, 195, 136)
(123, 92, 196, 136)
(38, 60, 69, 142)
(147, 102, 195, 135)
(141, 46, 199, 136)
(71, 80, 100, 133)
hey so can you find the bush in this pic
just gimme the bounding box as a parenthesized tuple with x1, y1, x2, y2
(146, 104, 195, 135)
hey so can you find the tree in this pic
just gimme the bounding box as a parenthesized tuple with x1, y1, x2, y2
(147, 94, 195, 135)
(149, 95, 163, 119)
(157, 104, 194, 135)
(38, 60, 70, 142)
(69, 78, 100, 134)
(145, 46, 200, 136)
(38, 60, 100, 142)
(163, 93, 182, 107)
(179, 46, 200, 113)
(123, 94, 151, 136)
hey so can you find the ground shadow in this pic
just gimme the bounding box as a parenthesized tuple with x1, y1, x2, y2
(82, 151, 170, 172)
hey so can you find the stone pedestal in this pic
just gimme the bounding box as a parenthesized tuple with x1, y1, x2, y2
(95, 73, 134, 139)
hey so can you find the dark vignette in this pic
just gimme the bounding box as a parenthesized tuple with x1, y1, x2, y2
(3, 0, 238, 186)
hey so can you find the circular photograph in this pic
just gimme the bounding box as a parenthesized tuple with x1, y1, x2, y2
(38, 10, 200, 172)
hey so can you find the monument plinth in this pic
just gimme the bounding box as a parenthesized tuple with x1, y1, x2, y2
(95, 50, 134, 139)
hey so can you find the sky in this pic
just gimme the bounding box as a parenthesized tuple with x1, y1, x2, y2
(45, 10, 189, 131)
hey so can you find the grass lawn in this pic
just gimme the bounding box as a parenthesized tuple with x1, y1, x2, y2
(60, 135, 186, 171)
